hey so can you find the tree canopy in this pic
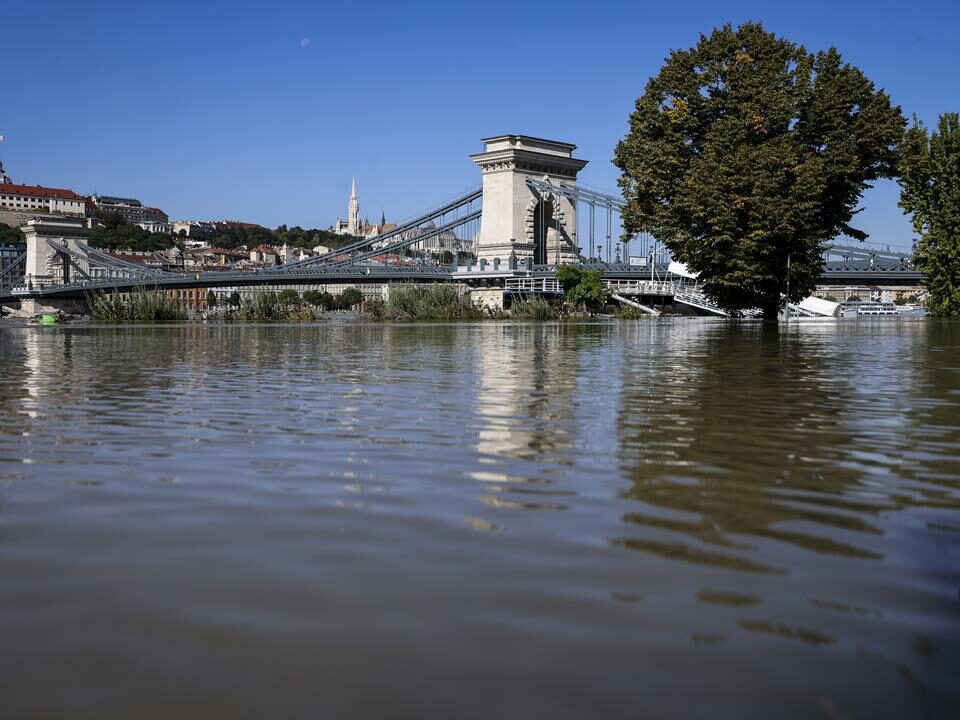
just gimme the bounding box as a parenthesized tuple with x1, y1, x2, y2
(614, 22, 905, 317)
(899, 113, 960, 317)
(556, 265, 607, 310)
(89, 213, 174, 252)
(209, 223, 364, 252)
(0, 223, 25, 246)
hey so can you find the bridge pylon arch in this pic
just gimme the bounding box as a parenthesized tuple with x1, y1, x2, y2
(471, 135, 587, 266)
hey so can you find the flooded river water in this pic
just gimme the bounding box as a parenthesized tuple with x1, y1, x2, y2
(0, 319, 958, 718)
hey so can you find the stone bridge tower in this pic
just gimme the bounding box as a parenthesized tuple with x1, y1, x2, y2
(471, 135, 588, 266)
(23, 217, 90, 287)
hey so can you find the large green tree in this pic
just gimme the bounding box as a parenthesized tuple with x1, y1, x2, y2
(614, 23, 905, 317)
(899, 113, 960, 316)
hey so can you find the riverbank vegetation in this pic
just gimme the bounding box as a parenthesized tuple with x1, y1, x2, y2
(509, 296, 557, 320)
(365, 284, 483, 321)
(212, 288, 366, 322)
(614, 305, 651, 319)
(88, 288, 186, 323)
(899, 113, 960, 317)
(614, 22, 905, 319)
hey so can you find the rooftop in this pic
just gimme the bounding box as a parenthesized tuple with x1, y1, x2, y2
(0, 182, 83, 200)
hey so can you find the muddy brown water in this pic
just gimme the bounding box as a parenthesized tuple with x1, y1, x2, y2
(0, 319, 958, 718)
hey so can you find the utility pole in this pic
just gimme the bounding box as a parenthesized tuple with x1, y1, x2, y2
(784, 251, 791, 322)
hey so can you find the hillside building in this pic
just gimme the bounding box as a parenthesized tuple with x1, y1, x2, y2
(90, 194, 170, 232)
(0, 181, 86, 218)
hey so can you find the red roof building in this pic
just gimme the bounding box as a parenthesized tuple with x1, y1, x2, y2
(0, 182, 87, 217)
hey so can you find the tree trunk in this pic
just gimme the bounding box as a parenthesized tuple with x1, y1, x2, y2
(761, 300, 781, 321)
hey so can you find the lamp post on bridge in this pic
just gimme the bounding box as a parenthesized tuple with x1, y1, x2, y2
(649, 239, 666, 283)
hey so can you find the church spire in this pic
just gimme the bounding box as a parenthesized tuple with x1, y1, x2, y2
(381, 209, 386, 226)
(347, 177, 360, 235)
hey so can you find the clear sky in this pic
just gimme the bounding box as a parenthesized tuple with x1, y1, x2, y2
(3, 0, 957, 249)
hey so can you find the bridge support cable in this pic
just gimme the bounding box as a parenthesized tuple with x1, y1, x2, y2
(283, 187, 482, 269)
(0, 252, 25, 289)
(76, 243, 173, 278)
(323, 210, 482, 268)
(606, 204, 612, 263)
(589, 203, 595, 260)
(526, 177, 652, 266)
(49, 240, 168, 281)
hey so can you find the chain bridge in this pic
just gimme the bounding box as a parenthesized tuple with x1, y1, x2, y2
(1, 135, 923, 315)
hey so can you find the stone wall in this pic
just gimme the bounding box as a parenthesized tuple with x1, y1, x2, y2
(0, 209, 37, 228)
(469, 287, 504, 312)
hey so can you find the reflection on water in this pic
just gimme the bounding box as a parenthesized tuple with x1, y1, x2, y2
(0, 319, 958, 718)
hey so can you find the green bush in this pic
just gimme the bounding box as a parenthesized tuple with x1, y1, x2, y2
(509, 295, 557, 320)
(232, 289, 318, 322)
(337, 287, 364, 310)
(556, 266, 607, 310)
(237, 290, 280, 322)
(615, 305, 649, 319)
(364, 297, 387, 320)
(88, 288, 187, 323)
(277, 289, 301, 306)
(303, 290, 336, 309)
(368, 284, 482, 321)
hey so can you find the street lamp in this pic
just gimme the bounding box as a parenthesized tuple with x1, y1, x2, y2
(649, 240, 665, 283)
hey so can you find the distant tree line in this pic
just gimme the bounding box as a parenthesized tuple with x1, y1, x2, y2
(90, 212, 175, 252)
(84, 212, 366, 255)
(209, 224, 364, 252)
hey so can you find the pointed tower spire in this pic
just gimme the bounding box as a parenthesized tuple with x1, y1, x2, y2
(381, 209, 386, 226)
(347, 177, 360, 235)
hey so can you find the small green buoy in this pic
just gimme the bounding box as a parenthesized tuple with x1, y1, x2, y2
(40, 314, 58, 325)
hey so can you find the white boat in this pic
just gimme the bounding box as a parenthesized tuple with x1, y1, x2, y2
(856, 301, 899, 316)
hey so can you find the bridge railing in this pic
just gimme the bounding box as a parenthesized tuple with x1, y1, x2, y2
(603, 278, 676, 296)
(505, 277, 562, 294)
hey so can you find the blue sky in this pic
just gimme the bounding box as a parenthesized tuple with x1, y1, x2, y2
(3, 0, 957, 249)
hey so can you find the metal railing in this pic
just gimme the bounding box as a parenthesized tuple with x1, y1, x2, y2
(505, 277, 562, 293)
(603, 279, 676, 296)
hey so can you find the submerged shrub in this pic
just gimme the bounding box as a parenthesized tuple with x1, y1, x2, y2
(88, 288, 187, 323)
(509, 295, 557, 320)
(369, 284, 482, 321)
(615, 305, 650, 319)
(228, 290, 319, 322)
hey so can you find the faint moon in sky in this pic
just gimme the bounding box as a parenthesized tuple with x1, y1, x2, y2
(300, 38, 312, 48)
